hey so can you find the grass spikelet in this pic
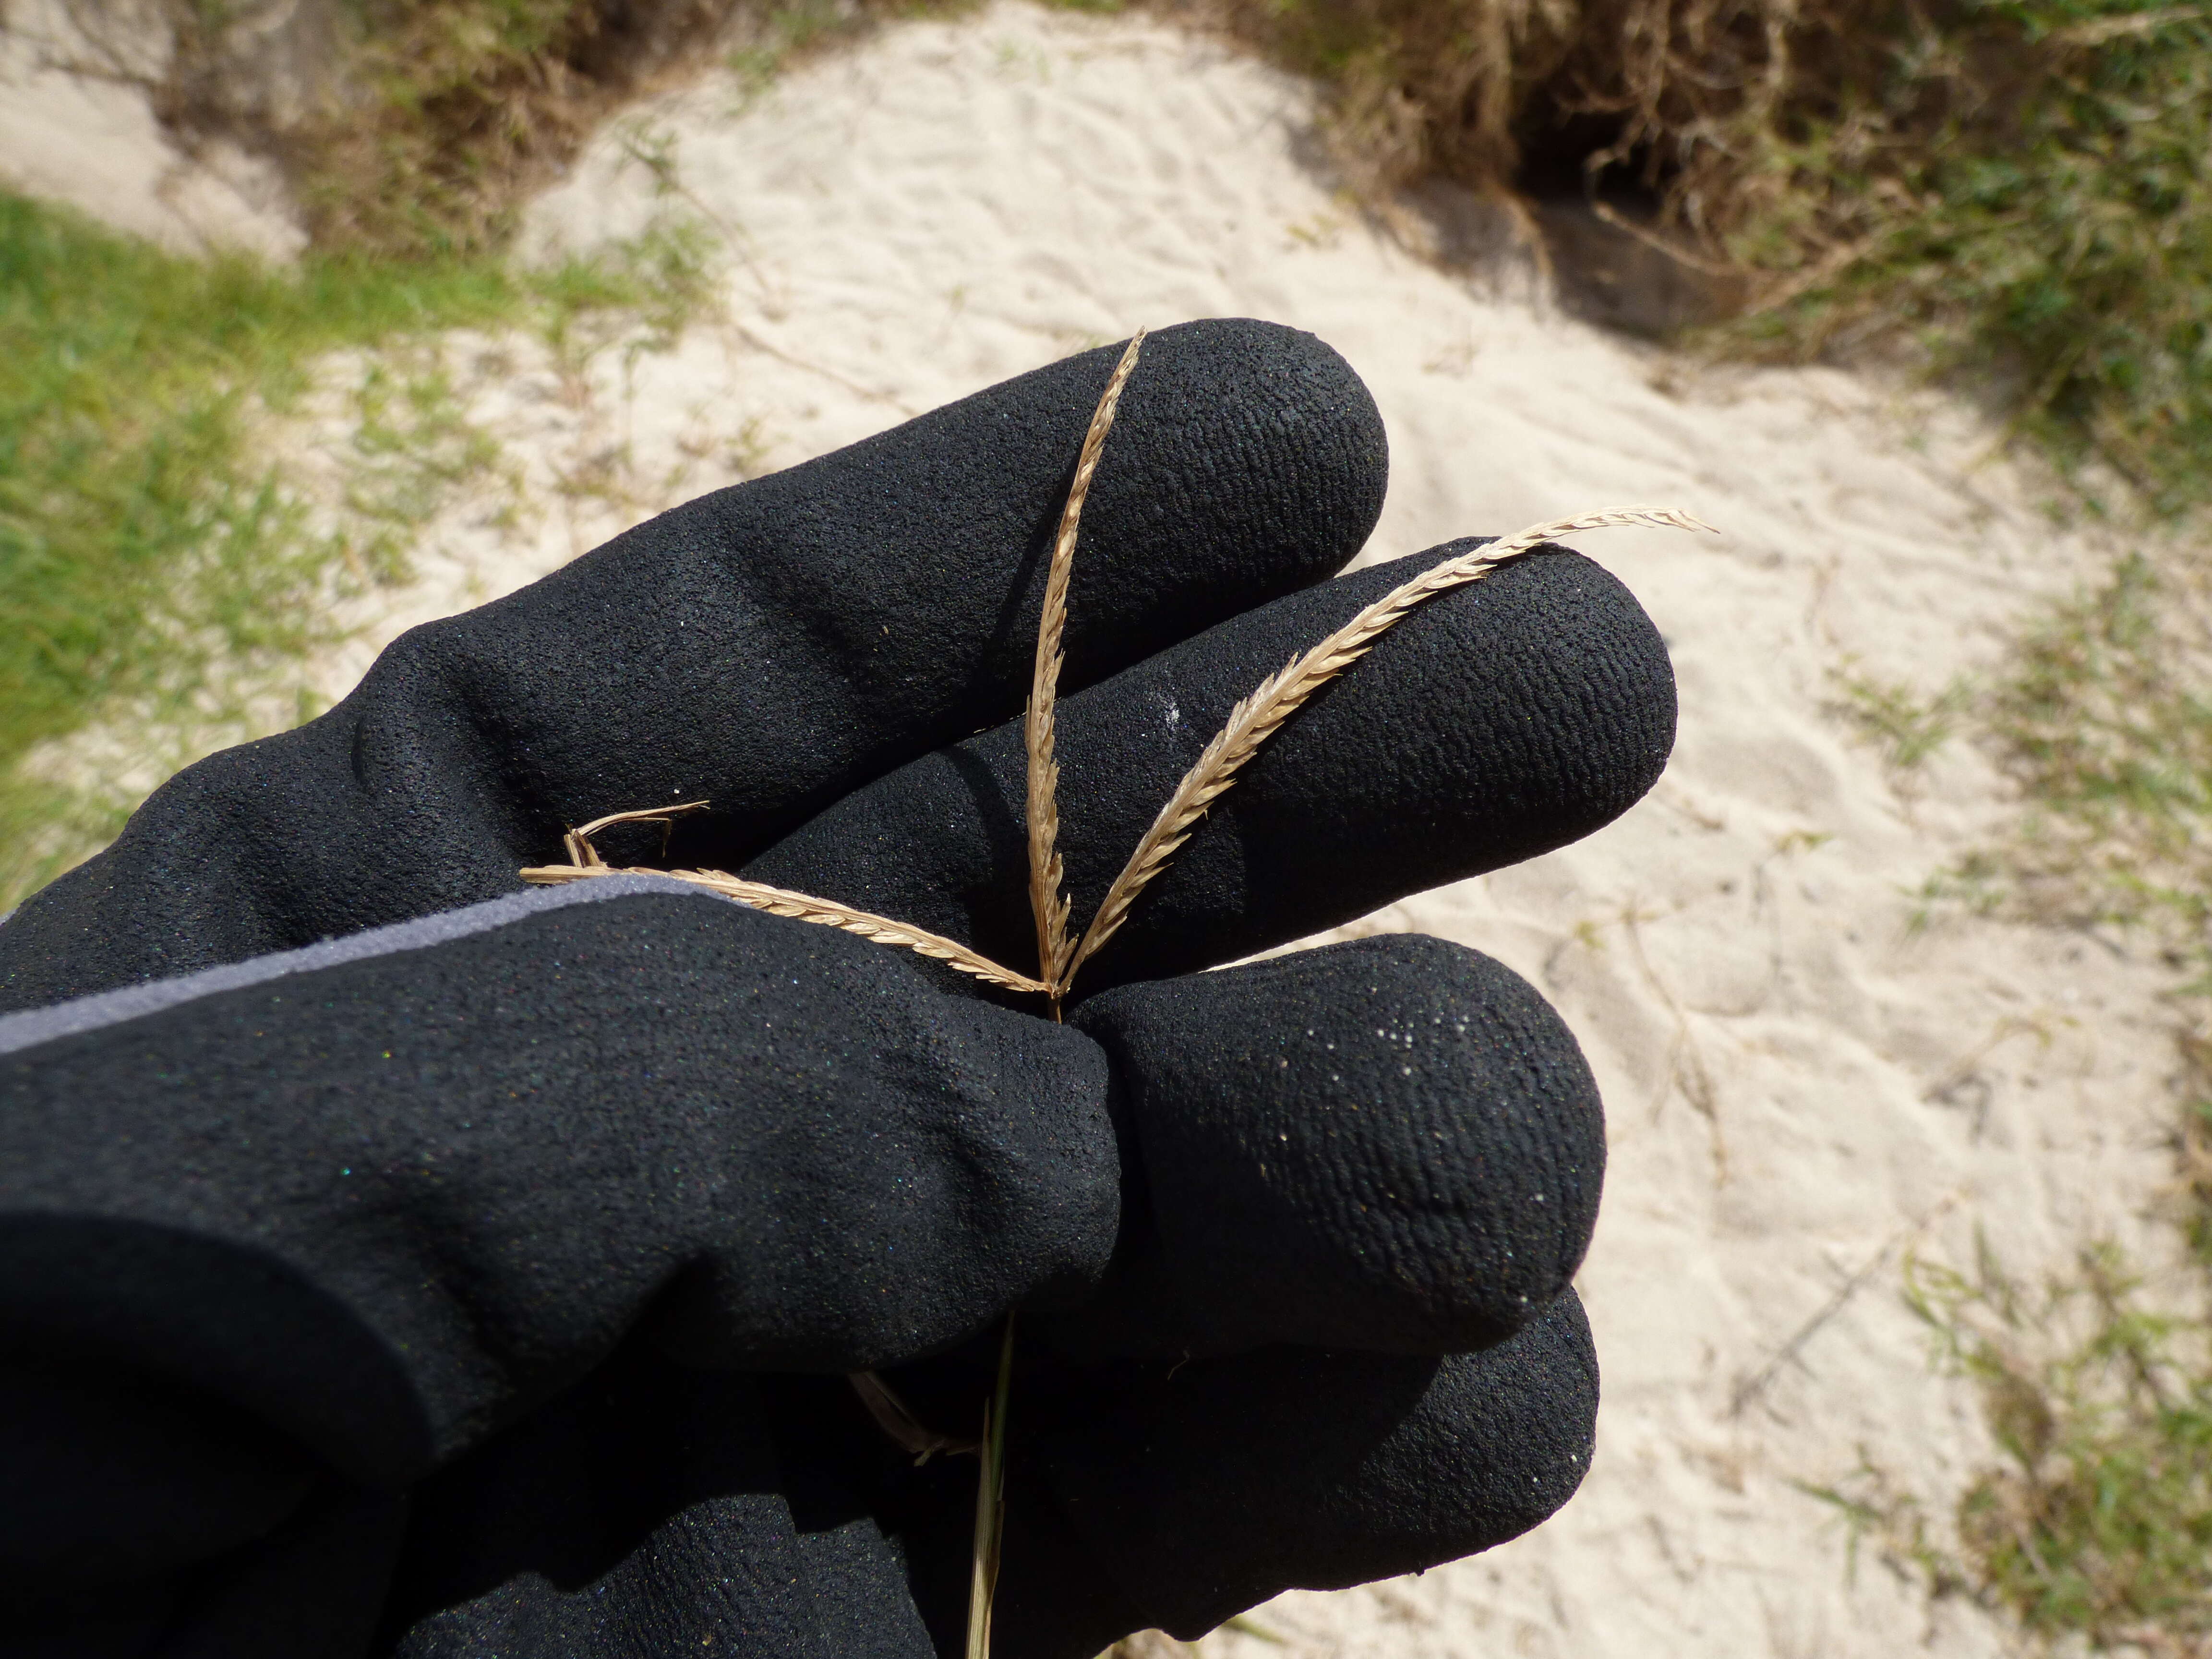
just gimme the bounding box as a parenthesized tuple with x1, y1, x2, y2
(1066, 505, 1715, 978)
(519, 859, 1051, 994)
(1027, 332, 1146, 1011)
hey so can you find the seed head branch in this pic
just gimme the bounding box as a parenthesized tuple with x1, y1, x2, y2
(520, 860, 1051, 995)
(1066, 506, 1714, 978)
(847, 1370, 977, 1464)
(560, 799, 710, 866)
(1027, 331, 1146, 998)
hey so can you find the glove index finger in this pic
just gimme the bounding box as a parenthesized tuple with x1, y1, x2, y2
(516, 316, 1386, 858)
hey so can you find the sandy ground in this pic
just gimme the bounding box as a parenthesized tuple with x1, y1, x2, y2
(3, 5, 2192, 1656)
(0, 0, 302, 258)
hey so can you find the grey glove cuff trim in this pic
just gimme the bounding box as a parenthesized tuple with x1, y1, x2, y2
(0, 874, 717, 1060)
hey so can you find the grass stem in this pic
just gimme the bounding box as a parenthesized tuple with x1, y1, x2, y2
(966, 1312, 1017, 1659)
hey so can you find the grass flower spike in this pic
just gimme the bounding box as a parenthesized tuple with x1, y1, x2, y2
(517, 333, 1716, 1654)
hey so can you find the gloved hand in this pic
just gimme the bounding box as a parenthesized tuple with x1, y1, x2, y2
(0, 319, 1673, 1659)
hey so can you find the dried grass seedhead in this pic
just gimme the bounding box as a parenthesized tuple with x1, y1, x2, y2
(522, 841, 1055, 994)
(1028, 331, 1147, 1010)
(514, 337, 1713, 1657)
(1067, 505, 1710, 977)
(521, 344, 1712, 1006)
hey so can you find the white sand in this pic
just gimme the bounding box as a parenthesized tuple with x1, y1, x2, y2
(13, 6, 2190, 1655)
(0, 0, 302, 258)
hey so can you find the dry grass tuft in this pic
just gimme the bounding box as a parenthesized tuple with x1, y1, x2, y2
(1158, 0, 2212, 512)
(108, 0, 905, 259)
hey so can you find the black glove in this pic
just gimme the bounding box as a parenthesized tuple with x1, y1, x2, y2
(0, 319, 1673, 1659)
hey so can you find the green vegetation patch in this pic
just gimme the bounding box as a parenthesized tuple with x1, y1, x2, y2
(1815, 545, 2212, 1652)
(1723, 1, 2212, 519)
(1814, 1239, 2212, 1648)
(1174, 0, 2212, 515)
(1983, 553, 2212, 944)
(0, 189, 713, 905)
(158, 0, 962, 259)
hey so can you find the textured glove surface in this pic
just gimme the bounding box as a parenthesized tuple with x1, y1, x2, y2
(0, 320, 1670, 1659)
